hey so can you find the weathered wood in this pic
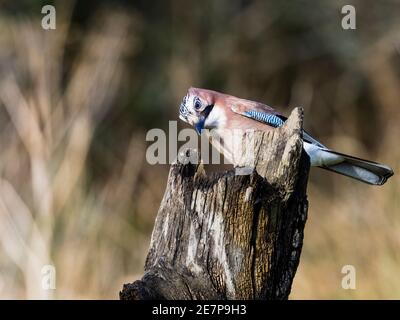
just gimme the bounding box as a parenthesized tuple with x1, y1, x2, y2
(120, 108, 310, 300)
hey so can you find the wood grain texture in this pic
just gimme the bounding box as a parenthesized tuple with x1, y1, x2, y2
(120, 107, 310, 300)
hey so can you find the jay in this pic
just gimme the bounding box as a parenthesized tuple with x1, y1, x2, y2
(179, 87, 393, 185)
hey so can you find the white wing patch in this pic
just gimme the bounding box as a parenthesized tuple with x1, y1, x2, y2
(303, 142, 344, 166)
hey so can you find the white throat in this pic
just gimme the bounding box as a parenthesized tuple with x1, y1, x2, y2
(204, 106, 226, 129)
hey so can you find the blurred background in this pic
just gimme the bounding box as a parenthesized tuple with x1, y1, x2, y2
(0, 0, 399, 299)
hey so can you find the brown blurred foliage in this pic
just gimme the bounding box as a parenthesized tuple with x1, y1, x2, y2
(0, 0, 399, 299)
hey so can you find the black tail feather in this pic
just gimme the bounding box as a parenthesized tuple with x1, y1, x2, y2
(318, 150, 394, 186)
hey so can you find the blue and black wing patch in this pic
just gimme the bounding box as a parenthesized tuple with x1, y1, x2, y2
(244, 110, 285, 128)
(245, 110, 325, 147)
(231, 104, 327, 147)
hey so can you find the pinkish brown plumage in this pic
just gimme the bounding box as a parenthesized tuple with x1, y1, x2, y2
(184, 87, 278, 132)
(178, 87, 393, 185)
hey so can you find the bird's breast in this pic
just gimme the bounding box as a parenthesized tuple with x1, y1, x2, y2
(205, 128, 258, 167)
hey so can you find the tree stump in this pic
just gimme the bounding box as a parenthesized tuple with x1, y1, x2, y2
(120, 108, 310, 300)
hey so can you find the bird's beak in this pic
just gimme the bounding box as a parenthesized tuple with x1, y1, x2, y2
(194, 104, 213, 134)
(194, 117, 205, 135)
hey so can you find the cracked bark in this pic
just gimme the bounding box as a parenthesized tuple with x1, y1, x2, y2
(120, 107, 310, 300)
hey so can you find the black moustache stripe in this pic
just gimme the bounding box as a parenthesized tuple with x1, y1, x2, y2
(203, 104, 214, 119)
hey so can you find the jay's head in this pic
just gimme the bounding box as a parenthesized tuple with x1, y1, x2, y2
(179, 87, 215, 134)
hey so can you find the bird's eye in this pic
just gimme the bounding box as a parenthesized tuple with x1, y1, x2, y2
(194, 97, 202, 110)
